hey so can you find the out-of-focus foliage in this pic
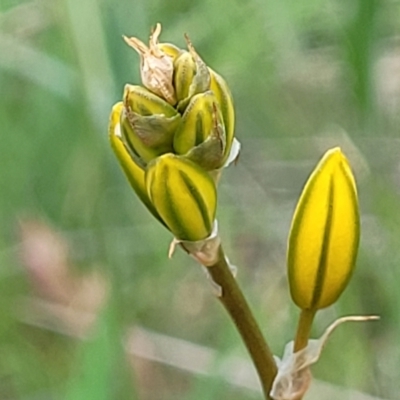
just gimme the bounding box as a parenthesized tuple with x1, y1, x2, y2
(1, 0, 400, 399)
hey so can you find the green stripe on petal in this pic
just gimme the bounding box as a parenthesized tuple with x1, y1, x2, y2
(108, 102, 163, 224)
(146, 154, 217, 241)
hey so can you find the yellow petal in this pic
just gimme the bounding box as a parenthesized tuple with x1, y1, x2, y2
(173, 91, 224, 157)
(146, 154, 217, 241)
(287, 147, 360, 310)
(108, 102, 162, 222)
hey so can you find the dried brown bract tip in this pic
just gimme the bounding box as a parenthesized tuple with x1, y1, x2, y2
(123, 23, 176, 105)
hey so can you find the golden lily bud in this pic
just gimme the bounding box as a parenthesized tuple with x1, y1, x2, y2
(145, 154, 217, 241)
(287, 147, 360, 311)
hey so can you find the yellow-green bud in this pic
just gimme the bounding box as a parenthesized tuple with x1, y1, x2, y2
(146, 154, 217, 241)
(173, 36, 211, 111)
(173, 91, 222, 152)
(108, 102, 163, 223)
(287, 147, 360, 311)
(209, 69, 235, 163)
(173, 91, 226, 170)
(173, 51, 197, 104)
(121, 85, 181, 165)
(123, 84, 177, 118)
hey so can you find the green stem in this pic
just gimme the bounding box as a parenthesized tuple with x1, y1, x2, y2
(293, 308, 316, 353)
(207, 245, 277, 399)
(292, 309, 316, 400)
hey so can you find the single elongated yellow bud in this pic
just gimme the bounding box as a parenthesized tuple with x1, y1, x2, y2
(209, 69, 235, 163)
(287, 147, 360, 311)
(108, 102, 162, 223)
(146, 154, 217, 241)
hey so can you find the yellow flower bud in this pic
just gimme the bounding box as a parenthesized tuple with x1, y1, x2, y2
(173, 91, 222, 152)
(287, 147, 360, 311)
(121, 85, 181, 165)
(173, 37, 210, 109)
(123, 84, 178, 118)
(146, 154, 217, 241)
(173, 91, 226, 170)
(108, 102, 162, 223)
(173, 51, 197, 104)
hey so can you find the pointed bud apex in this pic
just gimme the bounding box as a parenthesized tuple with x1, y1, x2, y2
(173, 51, 197, 104)
(146, 154, 217, 241)
(124, 23, 176, 105)
(173, 36, 211, 110)
(158, 43, 182, 60)
(287, 148, 360, 311)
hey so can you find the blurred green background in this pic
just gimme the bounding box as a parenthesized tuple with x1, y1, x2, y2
(1, 0, 399, 399)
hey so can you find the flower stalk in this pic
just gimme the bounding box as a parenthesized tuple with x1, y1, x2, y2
(207, 245, 277, 399)
(293, 308, 316, 353)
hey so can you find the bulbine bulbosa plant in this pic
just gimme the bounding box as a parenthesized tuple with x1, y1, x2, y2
(108, 24, 377, 400)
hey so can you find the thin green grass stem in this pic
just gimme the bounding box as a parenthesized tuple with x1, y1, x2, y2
(207, 245, 277, 400)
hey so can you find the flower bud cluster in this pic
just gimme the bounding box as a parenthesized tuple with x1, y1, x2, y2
(109, 24, 238, 241)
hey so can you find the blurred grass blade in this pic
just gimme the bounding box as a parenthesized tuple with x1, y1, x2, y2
(0, 34, 76, 100)
(64, 300, 137, 400)
(343, 0, 378, 129)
